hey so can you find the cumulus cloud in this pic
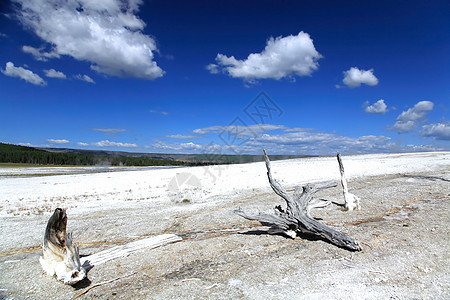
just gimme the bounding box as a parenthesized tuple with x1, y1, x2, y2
(44, 68, 66, 79)
(22, 45, 60, 61)
(206, 64, 219, 74)
(208, 31, 322, 81)
(252, 130, 393, 154)
(364, 99, 387, 114)
(1, 61, 47, 86)
(13, 0, 164, 80)
(47, 139, 70, 144)
(154, 121, 450, 155)
(153, 125, 399, 155)
(152, 141, 206, 153)
(92, 140, 137, 147)
(421, 122, 450, 140)
(75, 74, 95, 83)
(342, 67, 378, 88)
(186, 124, 397, 154)
(391, 101, 434, 133)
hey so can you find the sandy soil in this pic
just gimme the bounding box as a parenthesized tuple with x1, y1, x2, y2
(0, 152, 449, 299)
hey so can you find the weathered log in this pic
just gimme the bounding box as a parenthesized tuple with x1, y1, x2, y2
(234, 150, 361, 251)
(337, 151, 361, 211)
(39, 208, 86, 285)
(40, 209, 183, 284)
(80, 234, 182, 269)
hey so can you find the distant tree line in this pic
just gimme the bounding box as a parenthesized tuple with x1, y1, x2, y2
(0, 143, 189, 166)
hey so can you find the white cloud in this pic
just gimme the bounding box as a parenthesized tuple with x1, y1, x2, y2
(167, 134, 197, 139)
(364, 99, 387, 114)
(421, 122, 450, 140)
(194, 124, 285, 135)
(206, 64, 219, 74)
(193, 124, 286, 140)
(77, 142, 89, 146)
(13, 0, 164, 80)
(92, 140, 137, 147)
(93, 128, 127, 134)
(154, 122, 450, 155)
(166, 125, 399, 155)
(154, 130, 396, 155)
(18, 142, 50, 148)
(391, 101, 434, 133)
(149, 110, 168, 115)
(209, 31, 322, 81)
(47, 139, 70, 144)
(179, 142, 204, 150)
(261, 132, 402, 154)
(152, 141, 206, 153)
(44, 68, 66, 79)
(342, 67, 378, 88)
(252, 130, 394, 154)
(22, 45, 60, 61)
(2, 61, 47, 86)
(75, 74, 95, 83)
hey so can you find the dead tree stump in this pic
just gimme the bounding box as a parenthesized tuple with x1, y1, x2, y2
(40, 208, 86, 285)
(234, 150, 361, 251)
(40, 209, 182, 285)
(337, 151, 361, 211)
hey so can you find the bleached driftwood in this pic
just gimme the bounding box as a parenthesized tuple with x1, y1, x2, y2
(40, 208, 182, 285)
(234, 150, 361, 251)
(337, 151, 361, 211)
(80, 234, 182, 269)
(40, 208, 86, 285)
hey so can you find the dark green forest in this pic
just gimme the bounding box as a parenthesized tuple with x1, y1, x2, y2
(0, 143, 186, 166)
(0, 143, 312, 167)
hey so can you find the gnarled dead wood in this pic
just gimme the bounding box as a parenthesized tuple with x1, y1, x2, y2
(40, 208, 86, 285)
(234, 150, 361, 251)
(40, 209, 182, 285)
(337, 151, 361, 211)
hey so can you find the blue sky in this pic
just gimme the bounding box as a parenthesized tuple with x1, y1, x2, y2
(0, 0, 449, 155)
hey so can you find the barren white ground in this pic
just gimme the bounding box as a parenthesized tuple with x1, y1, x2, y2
(0, 152, 449, 299)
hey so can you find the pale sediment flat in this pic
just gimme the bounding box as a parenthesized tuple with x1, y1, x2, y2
(0, 152, 449, 299)
(1, 152, 447, 218)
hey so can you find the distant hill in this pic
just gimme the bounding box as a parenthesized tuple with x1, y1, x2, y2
(0, 143, 313, 166)
(40, 147, 313, 164)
